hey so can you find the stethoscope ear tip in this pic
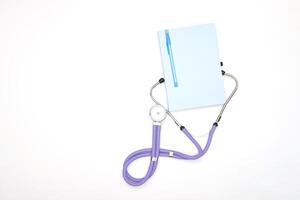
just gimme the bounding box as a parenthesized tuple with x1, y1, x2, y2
(159, 78, 165, 83)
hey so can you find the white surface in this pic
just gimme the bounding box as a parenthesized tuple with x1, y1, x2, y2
(158, 24, 226, 111)
(0, 0, 300, 200)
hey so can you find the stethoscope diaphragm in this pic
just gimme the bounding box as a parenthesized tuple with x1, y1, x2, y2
(149, 105, 167, 123)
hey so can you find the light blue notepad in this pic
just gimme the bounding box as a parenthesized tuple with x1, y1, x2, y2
(158, 23, 226, 111)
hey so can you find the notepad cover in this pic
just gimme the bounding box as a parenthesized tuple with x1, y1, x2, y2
(158, 23, 225, 111)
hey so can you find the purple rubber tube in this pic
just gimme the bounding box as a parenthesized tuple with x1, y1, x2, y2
(122, 123, 218, 186)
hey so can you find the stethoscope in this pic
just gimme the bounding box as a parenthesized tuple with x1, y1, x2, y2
(122, 70, 238, 186)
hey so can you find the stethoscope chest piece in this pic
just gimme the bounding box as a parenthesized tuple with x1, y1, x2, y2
(149, 104, 167, 123)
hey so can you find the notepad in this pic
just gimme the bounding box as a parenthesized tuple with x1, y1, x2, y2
(158, 23, 225, 111)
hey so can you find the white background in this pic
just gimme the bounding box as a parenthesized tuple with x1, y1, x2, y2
(0, 0, 300, 199)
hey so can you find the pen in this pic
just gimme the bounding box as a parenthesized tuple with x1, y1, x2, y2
(165, 30, 178, 87)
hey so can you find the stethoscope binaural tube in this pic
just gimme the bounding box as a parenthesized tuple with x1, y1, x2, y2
(122, 70, 238, 186)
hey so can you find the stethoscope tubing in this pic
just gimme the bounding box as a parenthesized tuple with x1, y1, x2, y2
(122, 123, 218, 186)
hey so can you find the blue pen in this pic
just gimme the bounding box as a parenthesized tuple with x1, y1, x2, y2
(165, 30, 178, 87)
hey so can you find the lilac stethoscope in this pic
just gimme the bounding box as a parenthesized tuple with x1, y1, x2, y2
(122, 70, 238, 186)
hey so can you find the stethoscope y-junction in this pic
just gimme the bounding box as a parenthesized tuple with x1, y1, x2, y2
(122, 70, 238, 186)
